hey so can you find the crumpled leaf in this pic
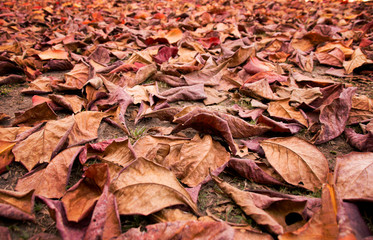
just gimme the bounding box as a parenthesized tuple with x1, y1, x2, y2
(163, 134, 230, 187)
(0, 189, 34, 221)
(12, 116, 75, 171)
(49, 94, 85, 113)
(243, 71, 288, 85)
(203, 87, 228, 105)
(62, 163, 108, 222)
(241, 79, 282, 101)
(109, 157, 199, 216)
(343, 48, 369, 74)
(279, 184, 338, 240)
(21, 76, 53, 94)
(257, 115, 303, 134)
(312, 87, 356, 144)
(116, 220, 234, 240)
(243, 57, 276, 75)
(315, 48, 344, 67)
(212, 175, 307, 235)
(348, 95, 373, 124)
(68, 111, 111, 147)
(223, 46, 255, 68)
(228, 158, 285, 186)
(153, 46, 178, 64)
(344, 128, 373, 152)
(159, 83, 206, 103)
(15, 146, 84, 198)
(334, 152, 373, 201)
(183, 58, 229, 86)
(260, 137, 328, 191)
(268, 100, 308, 127)
(55, 62, 91, 91)
(165, 28, 183, 44)
(12, 102, 58, 127)
(89, 46, 111, 65)
(131, 63, 157, 87)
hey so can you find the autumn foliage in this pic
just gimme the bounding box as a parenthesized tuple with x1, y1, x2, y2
(0, 0, 373, 239)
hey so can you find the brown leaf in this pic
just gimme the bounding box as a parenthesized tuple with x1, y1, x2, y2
(0, 74, 25, 86)
(12, 116, 75, 171)
(55, 63, 91, 91)
(164, 134, 230, 187)
(12, 102, 58, 127)
(62, 163, 108, 222)
(133, 135, 189, 158)
(131, 63, 157, 87)
(315, 48, 344, 67)
(343, 48, 369, 74)
(203, 87, 228, 105)
(291, 72, 335, 87)
(183, 58, 229, 86)
(0, 189, 34, 221)
(68, 111, 111, 147)
(21, 76, 53, 95)
(312, 87, 356, 144)
(226, 46, 255, 68)
(228, 158, 285, 186)
(116, 220, 235, 239)
(268, 100, 308, 127)
(243, 57, 276, 75)
(345, 128, 373, 152)
(241, 79, 282, 101)
(334, 152, 373, 201)
(212, 175, 284, 234)
(89, 46, 111, 65)
(160, 83, 206, 102)
(260, 137, 328, 191)
(38, 48, 69, 60)
(279, 184, 338, 240)
(152, 209, 198, 223)
(110, 157, 199, 216)
(15, 146, 84, 198)
(49, 94, 85, 113)
(165, 28, 183, 44)
(0, 141, 15, 174)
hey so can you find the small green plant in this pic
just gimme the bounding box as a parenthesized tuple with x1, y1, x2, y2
(130, 126, 147, 142)
(0, 85, 12, 95)
(34, 202, 44, 213)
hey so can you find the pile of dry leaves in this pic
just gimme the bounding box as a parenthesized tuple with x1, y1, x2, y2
(0, 0, 373, 239)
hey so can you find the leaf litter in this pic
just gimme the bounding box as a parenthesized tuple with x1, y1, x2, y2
(0, 0, 373, 239)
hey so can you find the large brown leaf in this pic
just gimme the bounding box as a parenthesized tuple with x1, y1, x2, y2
(110, 157, 199, 216)
(241, 79, 282, 101)
(164, 134, 230, 187)
(21, 76, 53, 95)
(334, 152, 373, 201)
(260, 137, 328, 191)
(68, 111, 111, 147)
(116, 220, 235, 239)
(159, 84, 207, 103)
(0, 189, 34, 221)
(12, 102, 58, 127)
(344, 128, 373, 152)
(15, 146, 84, 198)
(12, 116, 75, 171)
(49, 94, 85, 113)
(55, 62, 91, 91)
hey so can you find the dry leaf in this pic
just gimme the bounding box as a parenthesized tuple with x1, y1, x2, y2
(260, 137, 328, 191)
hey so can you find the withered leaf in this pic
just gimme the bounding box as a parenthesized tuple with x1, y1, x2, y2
(12, 102, 58, 127)
(160, 83, 206, 103)
(110, 157, 199, 216)
(55, 63, 91, 91)
(268, 100, 308, 127)
(0, 141, 15, 174)
(116, 220, 234, 239)
(0, 189, 34, 221)
(165, 134, 230, 187)
(15, 146, 84, 199)
(13, 116, 75, 171)
(334, 152, 373, 201)
(260, 137, 328, 191)
(343, 48, 369, 74)
(345, 128, 373, 152)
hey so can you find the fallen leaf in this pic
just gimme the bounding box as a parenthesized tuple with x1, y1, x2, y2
(55, 62, 91, 91)
(343, 48, 369, 74)
(164, 134, 230, 187)
(279, 184, 338, 240)
(110, 157, 199, 216)
(0, 141, 16, 174)
(334, 152, 373, 201)
(165, 28, 183, 44)
(260, 136, 328, 191)
(12, 116, 75, 171)
(315, 48, 344, 67)
(88, 46, 111, 65)
(153, 46, 178, 64)
(344, 128, 373, 152)
(116, 220, 235, 239)
(38, 48, 69, 60)
(15, 146, 84, 198)
(49, 94, 85, 113)
(0, 189, 34, 221)
(0, 74, 25, 86)
(21, 76, 53, 94)
(160, 83, 206, 103)
(12, 102, 58, 127)
(268, 100, 308, 127)
(243, 57, 276, 75)
(241, 79, 282, 101)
